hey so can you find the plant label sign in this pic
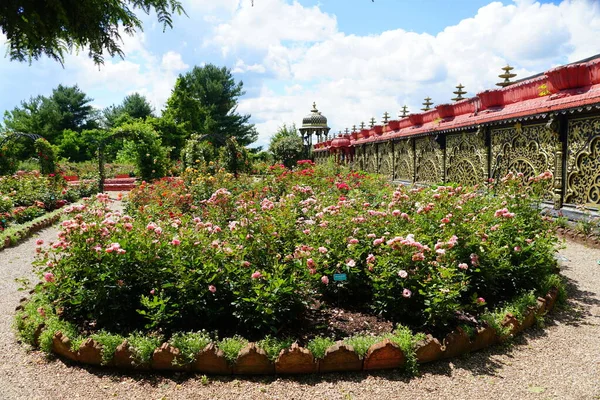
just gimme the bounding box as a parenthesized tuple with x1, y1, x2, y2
(333, 273, 347, 282)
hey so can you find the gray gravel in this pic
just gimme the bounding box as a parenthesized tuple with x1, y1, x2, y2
(0, 219, 599, 399)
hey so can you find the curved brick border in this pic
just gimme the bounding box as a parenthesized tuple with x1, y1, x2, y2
(0, 210, 62, 252)
(556, 228, 600, 249)
(22, 287, 560, 375)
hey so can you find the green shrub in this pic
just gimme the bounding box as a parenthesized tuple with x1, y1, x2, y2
(307, 337, 335, 359)
(169, 331, 211, 364)
(257, 336, 293, 361)
(91, 331, 125, 364)
(218, 336, 248, 363)
(126, 332, 162, 365)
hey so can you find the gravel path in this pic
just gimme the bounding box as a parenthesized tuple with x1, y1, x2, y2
(0, 219, 599, 400)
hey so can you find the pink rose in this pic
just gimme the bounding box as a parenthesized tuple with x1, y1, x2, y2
(318, 247, 328, 254)
(307, 258, 315, 268)
(398, 270, 408, 278)
(208, 285, 217, 293)
(321, 276, 329, 285)
(251, 271, 262, 279)
(36, 239, 44, 246)
(171, 238, 181, 246)
(43, 272, 54, 282)
(458, 263, 468, 270)
(402, 288, 412, 298)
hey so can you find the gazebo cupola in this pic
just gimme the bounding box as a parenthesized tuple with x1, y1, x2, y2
(299, 102, 331, 148)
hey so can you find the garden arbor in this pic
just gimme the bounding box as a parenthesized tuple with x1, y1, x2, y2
(0, 132, 56, 175)
(97, 122, 169, 192)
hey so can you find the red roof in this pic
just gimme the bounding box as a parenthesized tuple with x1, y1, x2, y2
(315, 55, 600, 150)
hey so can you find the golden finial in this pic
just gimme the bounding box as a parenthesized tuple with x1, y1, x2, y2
(496, 65, 517, 87)
(421, 97, 433, 112)
(452, 84, 467, 101)
(399, 106, 409, 118)
(382, 111, 390, 124)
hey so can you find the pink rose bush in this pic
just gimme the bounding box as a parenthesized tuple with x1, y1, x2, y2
(32, 164, 558, 337)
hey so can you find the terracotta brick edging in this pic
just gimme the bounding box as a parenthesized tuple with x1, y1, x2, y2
(40, 287, 559, 375)
(556, 227, 600, 249)
(0, 211, 62, 252)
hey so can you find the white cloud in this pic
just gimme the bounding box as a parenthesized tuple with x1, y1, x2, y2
(162, 51, 189, 71)
(217, 0, 600, 148)
(206, 0, 337, 56)
(3, 0, 600, 152)
(232, 59, 266, 74)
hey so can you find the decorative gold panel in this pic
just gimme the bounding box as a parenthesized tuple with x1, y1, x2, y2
(566, 116, 600, 205)
(393, 139, 414, 182)
(415, 136, 443, 184)
(490, 123, 557, 185)
(365, 144, 378, 173)
(355, 145, 366, 171)
(378, 142, 394, 179)
(446, 131, 488, 186)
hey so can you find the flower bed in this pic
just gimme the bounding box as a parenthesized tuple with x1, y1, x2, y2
(16, 163, 565, 374)
(0, 171, 97, 250)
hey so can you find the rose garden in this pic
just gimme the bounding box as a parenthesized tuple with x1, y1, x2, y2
(4, 149, 565, 375)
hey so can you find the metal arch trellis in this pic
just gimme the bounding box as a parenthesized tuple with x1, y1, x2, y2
(0, 132, 44, 149)
(0, 132, 46, 174)
(96, 130, 210, 192)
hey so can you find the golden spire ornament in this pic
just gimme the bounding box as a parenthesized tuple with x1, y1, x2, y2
(399, 105, 409, 118)
(452, 84, 467, 101)
(382, 111, 390, 124)
(496, 65, 517, 87)
(421, 97, 433, 112)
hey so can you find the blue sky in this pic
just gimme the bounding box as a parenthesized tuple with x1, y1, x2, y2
(0, 0, 596, 148)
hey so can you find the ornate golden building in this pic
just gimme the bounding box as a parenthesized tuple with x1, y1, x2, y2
(313, 55, 600, 210)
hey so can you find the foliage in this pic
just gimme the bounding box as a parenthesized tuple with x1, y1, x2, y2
(307, 337, 335, 359)
(164, 64, 257, 147)
(181, 135, 218, 170)
(127, 332, 163, 365)
(107, 122, 170, 181)
(383, 325, 425, 376)
(103, 93, 155, 128)
(3, 85, 98, 145)
(219, 137, 251, 176)
(257, 336, 293, 361)
(1, 0, 185, 65)
(344, 335, 379, 357)
(31, 165, 560, 341)
(34, 139, 58, 175)
(269, 124, 304, 169)
(169, 331, 211, 364)
(218, 336, 248, 363)
(91, 331, 125, 365)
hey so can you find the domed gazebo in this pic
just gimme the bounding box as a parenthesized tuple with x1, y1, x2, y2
(299, 102, 331, 152)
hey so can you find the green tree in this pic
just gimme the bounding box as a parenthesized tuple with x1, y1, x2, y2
(164, 64, 257, 148)
(103, 93, 155, 128)
(3, 84, 98, 143)
(105, 121, 169, 181)
(0, 0, 185, 65)
(149, 114, 188, 159)
(269, 124, 304, 169)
